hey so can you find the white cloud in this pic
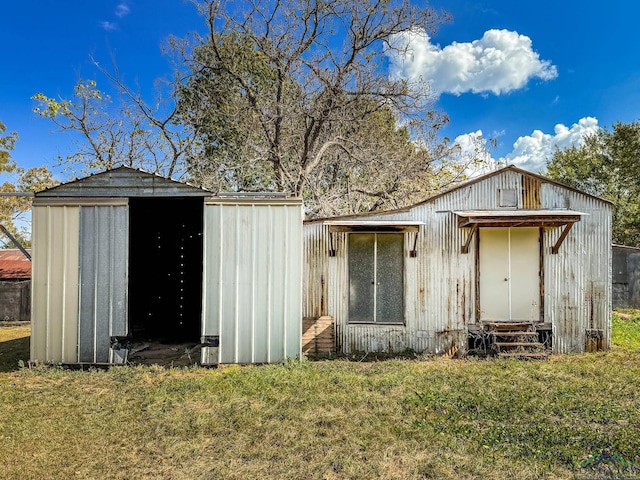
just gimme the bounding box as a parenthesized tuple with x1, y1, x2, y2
(453, 117, 601, 174)
(100, 21, 118, 31)
(453, 130, 499, 177)
(387, 28, 557, 96)
(115, 3, 130, 18)
(504, 117, 599, 172)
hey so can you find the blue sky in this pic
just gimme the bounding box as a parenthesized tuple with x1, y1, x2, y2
(1, 0, 639, 179)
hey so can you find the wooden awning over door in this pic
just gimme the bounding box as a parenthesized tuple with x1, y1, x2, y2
(453, 209, 587, 254)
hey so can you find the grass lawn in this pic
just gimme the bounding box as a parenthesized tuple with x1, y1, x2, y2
(0, 313, 639, 479)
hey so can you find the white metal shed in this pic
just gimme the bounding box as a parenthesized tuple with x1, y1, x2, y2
(30, 167, 303, 365)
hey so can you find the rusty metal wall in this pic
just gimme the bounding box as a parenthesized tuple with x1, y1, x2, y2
(303, 169, 612, 355)
(541, 183, 612, 353)
(612, 245, 640, 309)
(0, 280, 30, 321)
(202, 197, 303, 364)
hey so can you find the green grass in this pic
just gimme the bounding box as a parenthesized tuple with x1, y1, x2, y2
(613, 309, 640, 350)
(0, 315, 639, 479)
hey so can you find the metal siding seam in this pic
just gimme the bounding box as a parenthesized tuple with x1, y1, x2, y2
(234, 204, 239, 363)
(283, 205, 289, 361)
(251, 204, 257, 363)
(93, 207, 99, 362)
(61, 207, 68, 362)
(217, 205, 224, 364)
(267, 205, 273, 363)
(45, 206, 52, 361)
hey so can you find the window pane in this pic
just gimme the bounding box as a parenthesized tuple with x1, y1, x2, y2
(349, 234, 375, 322)
(375, 233, 404, 323)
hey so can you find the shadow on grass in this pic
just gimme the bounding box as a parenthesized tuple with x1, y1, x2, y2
(0, 336, 30, 372)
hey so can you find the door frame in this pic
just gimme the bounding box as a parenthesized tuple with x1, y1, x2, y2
(475, 226, 544, 323)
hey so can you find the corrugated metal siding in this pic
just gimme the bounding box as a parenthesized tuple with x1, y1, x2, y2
(304, 169, 611, 355)
(78, 205, 129, 363)
(202, 199, 303, 364)
(30, 205, 80, 363)
(541, 183, 612, 353)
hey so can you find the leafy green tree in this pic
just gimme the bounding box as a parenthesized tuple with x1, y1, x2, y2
(0, 122, 57, 247)
(175, 0, 487, 216)
(546, 120, 640, 246)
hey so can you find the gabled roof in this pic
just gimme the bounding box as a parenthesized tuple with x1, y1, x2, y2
(305, 165, 612, 224)
(35, 166, 212, 198)
(0, 249, 31, 280)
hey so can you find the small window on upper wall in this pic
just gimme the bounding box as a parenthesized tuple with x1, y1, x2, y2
(498, 188, 518, 207)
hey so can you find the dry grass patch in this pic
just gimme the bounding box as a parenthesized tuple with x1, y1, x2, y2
(1, 316, 640, 479)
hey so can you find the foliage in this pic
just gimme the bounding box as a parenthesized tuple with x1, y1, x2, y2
(0, 121, 57, 247)
(546, 120, 640, 246)
(175, 0, 489, 217)
(2, 316, 640, 478)
(32, 71, 194, 179)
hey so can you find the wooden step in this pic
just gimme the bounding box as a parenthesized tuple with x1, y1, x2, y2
(498, 351, 548, 359)
(483, 322, 536, 330)
(494, 342, 545, 348)
(490, 332, 538, 337)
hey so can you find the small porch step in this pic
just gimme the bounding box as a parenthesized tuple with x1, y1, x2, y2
(494, 342, 545, 348)
(489, 331, 538, 337)
(498, 351, 548, 359)
(482, 322, 537, 331)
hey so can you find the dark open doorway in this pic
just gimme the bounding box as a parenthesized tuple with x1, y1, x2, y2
(128, 197, 203, 345)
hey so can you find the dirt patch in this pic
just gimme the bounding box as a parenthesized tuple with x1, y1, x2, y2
(127, 341, 202, 367)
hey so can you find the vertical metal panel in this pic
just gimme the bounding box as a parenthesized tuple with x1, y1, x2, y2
(304, 169, 611, 355)
(78, 205, 129, 363)
(202, 199, 302, 364)
(30, 205, 80, 363)
(541, 183, 612, 353)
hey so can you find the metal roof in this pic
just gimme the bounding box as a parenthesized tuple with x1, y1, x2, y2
(453, 209, 587, 227)
(0, 249, 31, 280)
(305, 165, 612, 224)
(35, 166, 212, 198)
(324, 220, 425, 232)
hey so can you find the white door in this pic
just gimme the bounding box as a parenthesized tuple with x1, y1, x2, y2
(479, 227, 540, 322)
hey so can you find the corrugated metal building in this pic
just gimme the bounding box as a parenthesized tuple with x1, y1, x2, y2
(612, 244, 640, 309)
(304, 166, 612, 355)
(30, 167, 302, 365)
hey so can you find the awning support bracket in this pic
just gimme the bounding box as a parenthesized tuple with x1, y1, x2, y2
(552, 222, 575, 254)
(461, 224, 478, 254)
(329, 232, 336, 257)
(409, 231, 419, 257)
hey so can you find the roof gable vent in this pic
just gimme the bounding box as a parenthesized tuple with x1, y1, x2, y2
(499, 188, 518, 207)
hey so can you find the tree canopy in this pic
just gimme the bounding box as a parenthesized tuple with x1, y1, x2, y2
(546, 120, 640, 247)
(174, 0, 488, 217)
(32, 70, 195, 180)
(0, 121, 57, 247)
(31, 0, 494, 218)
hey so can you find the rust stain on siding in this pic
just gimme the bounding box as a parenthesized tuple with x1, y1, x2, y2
(522, 175, 542, 209)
